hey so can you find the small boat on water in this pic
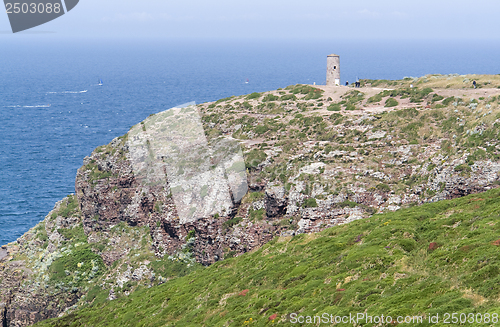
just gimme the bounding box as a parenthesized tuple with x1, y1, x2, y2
(245, 79, 249, 84)
(98, 78, 103, 86)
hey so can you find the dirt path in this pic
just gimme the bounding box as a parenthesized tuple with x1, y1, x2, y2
(429, 87, 500, 98)
(312, 85, 500, 116)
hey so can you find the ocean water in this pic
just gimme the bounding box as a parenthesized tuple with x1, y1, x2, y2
(1, 37, 499, 245)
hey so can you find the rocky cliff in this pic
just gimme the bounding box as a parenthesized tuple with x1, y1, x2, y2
(2, 74, 500, 326)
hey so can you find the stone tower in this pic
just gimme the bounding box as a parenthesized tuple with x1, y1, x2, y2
(326, 54, 340, 86)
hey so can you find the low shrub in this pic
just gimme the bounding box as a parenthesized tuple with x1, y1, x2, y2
(246, 92, 261, 100)
(262, 94, 279, 102)
(376, 183, 391, 192)
(302, 198, 318, 208)
(327, 103, 341, 111)
(245, 149, 267, 169)
(385, 98, 399, 107)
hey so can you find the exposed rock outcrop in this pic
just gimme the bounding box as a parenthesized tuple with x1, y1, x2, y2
(3, 78, 500, 326)
(265, 184, 288, 217)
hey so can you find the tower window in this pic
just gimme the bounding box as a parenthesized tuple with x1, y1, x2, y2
(333, 66, 336, 69)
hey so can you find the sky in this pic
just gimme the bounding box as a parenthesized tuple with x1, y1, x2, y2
(1, 0, 499, 39)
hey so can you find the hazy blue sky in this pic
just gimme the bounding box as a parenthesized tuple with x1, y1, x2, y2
(1, 0, 499, 39)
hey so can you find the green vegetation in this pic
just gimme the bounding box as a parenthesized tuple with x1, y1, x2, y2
(343, 90, 365, 103)
(394, 107, 419, 118)
(454, 164, 472, 173)
(280, 94, 296, 101)
(242, 101, 252, 109)
(330, 90, 365, 111)
(302, 198, 318, 208)
(37, 189, 500, 327)
(215, 96, 235, 104)
(187, 229, 196, 240)
(51, 194, 80, 219)
(384, 97, 399, 107)
(84, 161, 115, 184)
(442, 96, 455, 106)
(57, 225, 87, 244)
(244, 191, 265, 203)
(246, 92, 261, 100)
(245, 149, 267, 169)
(367, 92, 383, 103)
(287, 84, 324, 100)
(248, 208, 266, 221)
(303, 89, 324, 100)
(262, 94, 279, 102)
(154, 201, 163, 213)
(361, 78, 396, 87)
(375, 183, 391, 192)
(467, 149, 487, 166)
(48, 245, 106, 288)
(370, 87, 434, 104)
(345, 103, 356, 111)
(222, 217, 243, 231)
(327, 103, 341, 111)
(431, 94, 444, 103)
(338, 200, 358, 208)
(34, 222, 48, 242)
(254, 125, 269, 135)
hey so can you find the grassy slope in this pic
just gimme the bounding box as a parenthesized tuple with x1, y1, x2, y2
(37, 188, 500, 327)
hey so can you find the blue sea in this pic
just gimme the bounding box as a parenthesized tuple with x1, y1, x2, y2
(1, 37, 500, 245)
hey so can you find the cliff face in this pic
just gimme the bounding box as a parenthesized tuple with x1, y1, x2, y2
(3, 75, 500, 326)
(0, 198, 86, 327)
(74, 134, 281, 266)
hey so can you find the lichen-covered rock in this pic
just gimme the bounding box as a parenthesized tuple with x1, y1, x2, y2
(0, 198, 83, 327)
